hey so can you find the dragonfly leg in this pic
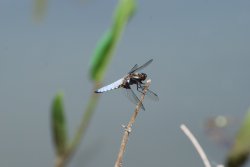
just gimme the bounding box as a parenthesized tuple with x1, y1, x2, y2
(136, 83, 144, 94)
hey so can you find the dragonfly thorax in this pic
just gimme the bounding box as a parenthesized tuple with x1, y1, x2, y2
(122, 73, 147, 89)
(129, 73, 147, 80)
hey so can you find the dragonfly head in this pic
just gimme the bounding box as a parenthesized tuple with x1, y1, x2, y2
(140, 73, 147, 80)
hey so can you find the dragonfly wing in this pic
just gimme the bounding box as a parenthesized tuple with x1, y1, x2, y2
(145, 89, 159, 101)
(129, 59, 153, 74)
(137, 84, 159, 101)
(128, 64, 138, 74)
(95, 78, 123, 93)
(125, 87, 145, 111)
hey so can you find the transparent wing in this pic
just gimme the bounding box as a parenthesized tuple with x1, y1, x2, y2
(145, 89, 159, 101)
(129, 59, 153, 74)
(137, 84, 159, 101)
(128, 64, 138, 74)
(125, 87, 145, 111)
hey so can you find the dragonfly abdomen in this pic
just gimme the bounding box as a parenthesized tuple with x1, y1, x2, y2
(95, 78, 124, 93)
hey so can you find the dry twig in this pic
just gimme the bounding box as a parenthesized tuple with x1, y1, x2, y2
(180, 124, 224, 167)
(114, 79, 151, 167)
(180, 124, 212, 167)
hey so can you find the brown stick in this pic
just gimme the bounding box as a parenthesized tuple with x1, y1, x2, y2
(114, 79, 151, 167)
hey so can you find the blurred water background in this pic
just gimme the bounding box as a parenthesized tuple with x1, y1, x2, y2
(0, 0, 250, 166)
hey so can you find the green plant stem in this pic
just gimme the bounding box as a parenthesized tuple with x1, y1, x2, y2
(55, 84, 100, 167)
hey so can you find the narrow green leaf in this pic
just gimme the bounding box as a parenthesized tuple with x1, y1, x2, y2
(33, 0, 48, 22)
(90, 30, 114, 82)
(90, 0, 136, 82)
(112, 0, 136, 37)
(51, 92, 68, 155)
(225, 108, 250, 167)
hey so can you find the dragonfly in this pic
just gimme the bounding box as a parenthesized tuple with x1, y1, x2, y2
(94, 59, 159, 110)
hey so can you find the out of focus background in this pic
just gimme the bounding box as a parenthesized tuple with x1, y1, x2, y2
(1, 0, 250, 167)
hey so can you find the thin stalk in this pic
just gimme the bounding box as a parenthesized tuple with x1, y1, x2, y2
(180, 124, 212, 167)
(114, 79, 151, 167)
(55, 83, 100, 167)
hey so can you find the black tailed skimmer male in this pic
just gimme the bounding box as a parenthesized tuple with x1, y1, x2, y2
(94, 59, 159, 110)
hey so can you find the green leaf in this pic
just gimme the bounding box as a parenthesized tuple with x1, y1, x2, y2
(90, 0, 136, 82)
(33, 0, 48, 22)
(90, 30, 114, 82)
(225, 108, 250, 167)
(51, 92, 68, 155)
(112, 0, 136, 37)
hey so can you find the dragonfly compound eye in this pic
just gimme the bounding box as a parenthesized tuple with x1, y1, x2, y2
(141, 73, 147, 80)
